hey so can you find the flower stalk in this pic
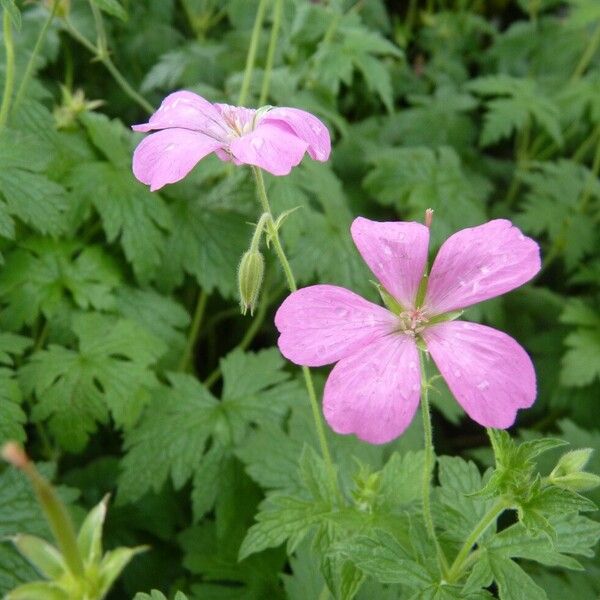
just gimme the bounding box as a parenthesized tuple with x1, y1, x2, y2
(1, 443, 85, 578)
(0, 7, 16, 132)
(251, 166, 341, 504)
(419, 355, 449, 576)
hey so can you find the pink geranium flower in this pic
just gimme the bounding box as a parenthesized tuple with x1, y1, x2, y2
(275, 218, 541, 444)
(131, 91, 331, 190)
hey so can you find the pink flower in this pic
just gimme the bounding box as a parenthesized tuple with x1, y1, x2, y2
(275, 218, 541, 444)
(131, 91, 331, 190)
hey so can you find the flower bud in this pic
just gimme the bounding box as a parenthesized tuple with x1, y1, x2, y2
(551, 448, 593, 478)
(238, 250, 265, 316)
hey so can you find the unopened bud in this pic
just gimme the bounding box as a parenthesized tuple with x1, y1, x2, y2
(551, 472, 600, 492)
(424, 208, 434, 228)
(238, 250, 265, 316)
(551, 448, 593, 478)
(1, 442, 29, 469)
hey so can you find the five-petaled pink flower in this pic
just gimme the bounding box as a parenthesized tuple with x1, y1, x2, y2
(131, 91, 331, 190)
(275, 218, 541, 444)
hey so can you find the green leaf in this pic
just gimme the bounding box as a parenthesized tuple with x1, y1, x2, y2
(332, 529, 431, 587)
(0, 239, 120, 329)
(239, 447, 337, 561)
(488, 554, 548, 600)
(11, 535, 65, 580)
(119, 349, 301, 504)
(76, 496, 108, 565)
(468, 75, 562, 146)
(5, 581, 69, 600)
(20, 314, 165, 451)
(363, 146, 488, 246)
(0, 132, 68, 240)
(437, 456, 496, 542)
(91, 0, 128, 21)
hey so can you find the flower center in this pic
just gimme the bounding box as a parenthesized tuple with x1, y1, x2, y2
(396, 308, 429, 337)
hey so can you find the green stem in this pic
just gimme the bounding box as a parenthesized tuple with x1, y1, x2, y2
(238, 0, 269, 106)
(179, 289, 208, 372)
(3, 445, 84, 577)
(446, 498, 508, 583)
(258, 0, 282, 106)
(251, 166, 340, 503)
(63, 18, 154, 114)
(13, 1, 59, 112)
(571, 22, 600, 83)
(503, 120, 530, 208)
(0, 9, 16, 132)
(419, 355, 448, 576)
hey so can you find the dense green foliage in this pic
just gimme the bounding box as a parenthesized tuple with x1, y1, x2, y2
(0, 0, 599, 598)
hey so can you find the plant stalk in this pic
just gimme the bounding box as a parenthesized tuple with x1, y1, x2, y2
(0, 8, 16, 132)
(238, 0, 269, 106)
(251, 166, 340, 504)
(259, 0, 282, 106)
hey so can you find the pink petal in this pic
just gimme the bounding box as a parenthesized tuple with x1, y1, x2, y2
(423, 321, 536, 428)
(132, 91, 227, 140)
(229, 122, 309, 176)
(262, 108, 331, 162)
(132, 128, 223, 191)
(323, 334, 421, 444)
(275, 284, 397, 367)
(425, 220, 541, 314)
(351, 217, 429, 310)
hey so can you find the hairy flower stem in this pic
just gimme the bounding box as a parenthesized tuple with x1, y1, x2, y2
(2, 443, 85, 578)
(446, 498, 508, 583)
(419, 356, 449, 576)
(251, 166, 341, 504)
(238, 0, 269, 107)
(571, 22, 600, 83)
(13, 1, 59, 112)
(258, 0, 282, 106)
(0, 9, 16, 132)
(179, 289, 208, 372)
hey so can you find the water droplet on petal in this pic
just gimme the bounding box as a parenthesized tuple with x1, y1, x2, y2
(453, 368, 461, 378)
(310, 124, 321, 134)
(479, 265, 490, 275)
(251, 137, 264, 149)
(477, 380, 490, 390)
(408, 361, 416, 370)
(383, 245, 393, 256)
(166, 143, 176, 151)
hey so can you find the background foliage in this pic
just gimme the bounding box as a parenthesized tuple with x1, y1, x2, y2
(0, 0, 599, 598)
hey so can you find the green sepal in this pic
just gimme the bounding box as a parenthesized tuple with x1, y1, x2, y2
(427, 310, 463, 325)
(549, 471, 600, 492)
(550, 448, 594, 478)
(371, 281, 403, 315)
(77, 494, 109, 565)
(98, 545, 148, 597)
(11, 534, 66, 580)
(5, 581, 69, 600)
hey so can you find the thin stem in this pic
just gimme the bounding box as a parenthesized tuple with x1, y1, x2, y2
(251, 166, 340, 504)
(13, 1, 59, 111)
(503, 120, 530, 208)
(63, 18, 154, 114)
(571, 22, 600, 83)
(258, 0, 282, 106)
(2, 445, 84, 578)
(419, 356, 449, 576)
(0, 9, 16, 131)
(446, 498, 508, 583)
(238, 0, 269, 107)
(179, 289, 208, 372)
